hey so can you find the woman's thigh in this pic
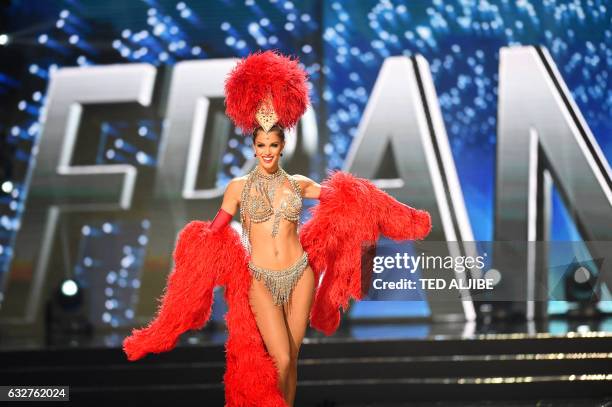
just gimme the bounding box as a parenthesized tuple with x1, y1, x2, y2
(283, 265, 316, 357)
(248, 275, 291, 366)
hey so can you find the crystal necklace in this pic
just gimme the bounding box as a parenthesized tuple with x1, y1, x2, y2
(254, 166, 284, 218)
(240, 165, 286, 252)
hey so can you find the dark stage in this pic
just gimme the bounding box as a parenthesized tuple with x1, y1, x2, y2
(2, 316, 611, 406)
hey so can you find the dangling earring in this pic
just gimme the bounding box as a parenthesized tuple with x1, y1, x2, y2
(280, 153, 283, 156)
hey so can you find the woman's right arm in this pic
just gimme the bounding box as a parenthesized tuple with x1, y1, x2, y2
(211, 178, 241, 231)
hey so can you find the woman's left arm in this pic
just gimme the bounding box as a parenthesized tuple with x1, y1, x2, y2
(294, 174, 322, 200)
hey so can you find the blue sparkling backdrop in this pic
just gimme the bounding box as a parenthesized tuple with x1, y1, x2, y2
(0, 0, 609, 326)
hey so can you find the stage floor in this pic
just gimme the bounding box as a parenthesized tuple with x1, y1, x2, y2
(1, 314, 611, 352)
(1, 316, 611, 405)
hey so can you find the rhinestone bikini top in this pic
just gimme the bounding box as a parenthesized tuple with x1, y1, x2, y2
(239, 165, 303, 253)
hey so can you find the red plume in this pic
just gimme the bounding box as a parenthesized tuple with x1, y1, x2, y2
(224, 49, 310, 135)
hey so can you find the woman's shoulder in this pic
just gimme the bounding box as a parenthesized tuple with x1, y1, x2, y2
(290, 173, 309, 190)
(291, 173, 322, 199)
(291, 173, 310, 184)
(226, 176, 247, 199)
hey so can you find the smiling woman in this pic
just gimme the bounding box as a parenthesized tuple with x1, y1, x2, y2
(252, 124, 285, 161)
(123, 49, 432, 407)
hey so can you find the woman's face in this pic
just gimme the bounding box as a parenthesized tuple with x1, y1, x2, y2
(253, 130, 284, 171)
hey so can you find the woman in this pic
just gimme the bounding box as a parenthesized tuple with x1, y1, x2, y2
(123, 50, 432, 407)
(217, 123, 320, 406)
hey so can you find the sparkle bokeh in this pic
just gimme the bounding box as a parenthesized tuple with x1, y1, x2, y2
(0, 0, 609, 325)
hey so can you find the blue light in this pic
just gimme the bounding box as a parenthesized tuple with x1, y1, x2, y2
(153, 24, 165, 36)
(136, 151, 154, 165)
(248, 22, 260, 35)
(28, 122, 40, 135)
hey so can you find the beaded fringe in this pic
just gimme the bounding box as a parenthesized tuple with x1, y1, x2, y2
(248, 252, 309, 306)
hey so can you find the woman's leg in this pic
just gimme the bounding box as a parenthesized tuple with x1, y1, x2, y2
(283, 264, 316, 407)
(249, 275, 292, 401)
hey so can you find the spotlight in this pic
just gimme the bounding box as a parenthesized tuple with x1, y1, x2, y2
(564, 262, 601, 318)
(0, 34, 9, 46)
(45, 278, 93, 337)
(58, 279, 81, 309)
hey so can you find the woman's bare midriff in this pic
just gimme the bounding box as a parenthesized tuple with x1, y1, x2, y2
(246, 218, 305, 270)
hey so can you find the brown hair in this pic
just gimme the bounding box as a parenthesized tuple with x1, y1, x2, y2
(251, 125, 286, 145)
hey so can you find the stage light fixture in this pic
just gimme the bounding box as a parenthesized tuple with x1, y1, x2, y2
(45, 278, 93, 336)
(564, 263, 601, 318)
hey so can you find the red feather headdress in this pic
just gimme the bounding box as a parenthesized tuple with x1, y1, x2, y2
(224, 49, 310, 135)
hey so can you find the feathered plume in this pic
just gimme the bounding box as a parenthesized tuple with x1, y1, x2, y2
(224, 49, 310, 135)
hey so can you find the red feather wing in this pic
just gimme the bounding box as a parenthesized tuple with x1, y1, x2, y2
(122, 220, 247, 361)
(299, 170, 432, 336)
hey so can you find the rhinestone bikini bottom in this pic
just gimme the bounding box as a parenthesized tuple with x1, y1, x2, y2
(248, 251, 309, 306)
